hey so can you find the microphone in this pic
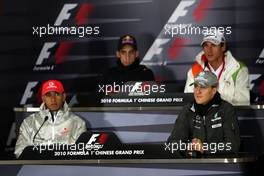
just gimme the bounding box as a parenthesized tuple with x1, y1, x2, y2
(33, 116, 48, 143)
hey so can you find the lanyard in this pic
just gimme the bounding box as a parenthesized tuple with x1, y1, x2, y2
(206, 57, 225, 81)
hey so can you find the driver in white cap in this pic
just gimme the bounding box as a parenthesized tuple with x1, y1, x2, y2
(184, 30, 250, 105)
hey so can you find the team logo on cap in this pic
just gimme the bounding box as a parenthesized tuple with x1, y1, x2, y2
(122, 35, 134, 44)
(41, 80, 64, 96)
(47, 82, 57, 89)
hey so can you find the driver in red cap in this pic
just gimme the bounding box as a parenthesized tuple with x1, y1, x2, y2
(14, 80, 87, 158)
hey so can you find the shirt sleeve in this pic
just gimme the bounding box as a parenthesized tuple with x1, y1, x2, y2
(167, 105, 190, 143)
(14, 119, 32, 158)
(233, 67, 250, 105)
(184, 69, 194, 93)
(222, 103, 240, 152)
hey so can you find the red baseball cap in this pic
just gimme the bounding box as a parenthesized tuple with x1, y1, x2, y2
(41, 80, 65, 96)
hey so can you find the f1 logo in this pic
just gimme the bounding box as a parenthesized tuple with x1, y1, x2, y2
(35, 3, 78, 66)
(55, 4, 78, 26)
(20, 82, 38, 105)
(35, 3, 93, 67)
(142, 0, 196, 61)
(87, 134, 100, 144)
(87, 133, 108, 145)
(168, 0, 196, 23)
(143, 39, 170, 61)
(36, 42, 56, 65)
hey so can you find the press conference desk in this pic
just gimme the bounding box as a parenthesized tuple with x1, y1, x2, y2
(15, 105, 264, 154)
(0, 157, 259, 176)
(0, 156, 257, 164)
(11, 105, 264, 175)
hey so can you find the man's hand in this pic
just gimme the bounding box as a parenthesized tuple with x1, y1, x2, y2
(188, 138, 204, 153)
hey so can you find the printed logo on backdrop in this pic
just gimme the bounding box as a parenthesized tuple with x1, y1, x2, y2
(32, 3, 100, 72)
(255, 48, 264, 65)
(20, 3, 99, 106)
(85, 133, 107, 150)
(32, 133, 108, 154)
(141, 0, 232, 65)
(250, 74, 264, 103)
(31, 133, 145, 158)
(250, 49, 264, 103)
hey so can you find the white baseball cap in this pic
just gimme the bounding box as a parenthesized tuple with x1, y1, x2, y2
(201, 30, 226, 46)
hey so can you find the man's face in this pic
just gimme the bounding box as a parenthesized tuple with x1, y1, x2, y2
(202, 42, 225, 62)
(116, 45, 139, 66)
(42, 91, 66, 111)
(194, 84, 217, 105)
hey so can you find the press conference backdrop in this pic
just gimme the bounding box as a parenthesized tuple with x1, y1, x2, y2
(0, 0, 264, 155)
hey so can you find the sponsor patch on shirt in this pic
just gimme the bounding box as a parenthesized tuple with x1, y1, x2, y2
(211, 112, 222, 122)
(211, 117, 222, 122)
(212, 123, 222, 129)
(194, 125, 201, 129)
(61, 127, 70, 135)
